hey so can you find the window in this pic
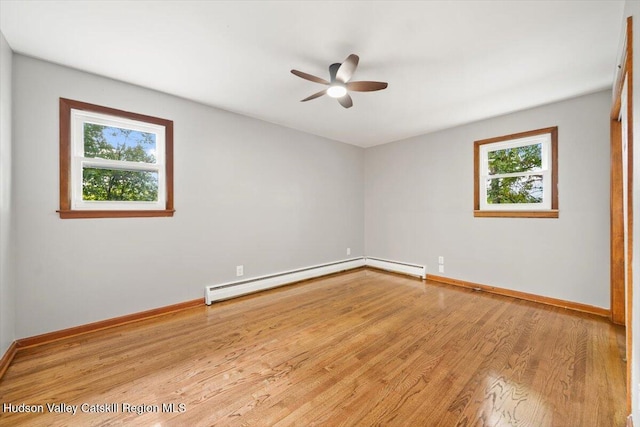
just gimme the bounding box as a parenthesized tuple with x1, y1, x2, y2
(474, 127, 558, 218)
(59, 98, 174, 218)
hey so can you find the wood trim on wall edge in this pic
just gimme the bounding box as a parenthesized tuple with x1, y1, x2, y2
(16, 298, 205, 350)
(474, 210, 559, 218)
(0, 341, 18, 380)
(0, 298, 205, 381)
(426, 274, 610, 318)
(57, 209, 175, 219)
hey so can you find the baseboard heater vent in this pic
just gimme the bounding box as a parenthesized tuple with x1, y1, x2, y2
(205, 257, 366, 305)
(365, 257, 426, 279)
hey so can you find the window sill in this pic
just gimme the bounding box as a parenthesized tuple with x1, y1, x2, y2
(58, 209, 175, 219)
(474, 210, 559, 218)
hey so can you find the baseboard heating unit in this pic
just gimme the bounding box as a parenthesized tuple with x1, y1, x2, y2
(204, 256, 427, 305)
(365, 257, 426, 279)
(205, 258, 366, 305)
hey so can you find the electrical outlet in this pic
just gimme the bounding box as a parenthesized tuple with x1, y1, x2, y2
(236, 265, 244, 277)
(347, 247, 351, 256)
(438, 256, 444, 264)
(438, 264, 444, 273)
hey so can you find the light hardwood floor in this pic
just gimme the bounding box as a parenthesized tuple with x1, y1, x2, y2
(0, 269, 626, 426)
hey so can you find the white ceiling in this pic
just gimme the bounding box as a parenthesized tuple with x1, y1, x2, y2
(0, 1, 626, 147)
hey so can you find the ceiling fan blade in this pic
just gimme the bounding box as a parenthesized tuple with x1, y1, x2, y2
(347, 81, 388, 92)
(337, 93, 353, 109)
(291, 69, 330, 85)
(301, 89, 327, 102)
(329, 63, 340, 82)
(335, 54, 359, 83)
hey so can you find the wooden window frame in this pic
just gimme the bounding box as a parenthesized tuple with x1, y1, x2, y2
(58, 98, 174, 219)
(474, 127, 558, 218)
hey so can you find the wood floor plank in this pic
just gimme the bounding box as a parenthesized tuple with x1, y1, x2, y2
(0, 269, 626, 426)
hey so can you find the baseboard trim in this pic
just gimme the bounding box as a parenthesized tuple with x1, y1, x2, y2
(16, 298, 205, 349)
(426, 274, 610, 318)
(0, 341, 18, 380)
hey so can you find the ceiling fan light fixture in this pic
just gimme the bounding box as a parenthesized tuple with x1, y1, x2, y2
(327, 84, 347, 98)
(291, 54, 387, 108)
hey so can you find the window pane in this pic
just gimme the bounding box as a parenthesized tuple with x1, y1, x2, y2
(487, 143, 541, 175)
(83, 168, 158, 201)
(486, 175, 543, 204)
(84, 123, 157, 164)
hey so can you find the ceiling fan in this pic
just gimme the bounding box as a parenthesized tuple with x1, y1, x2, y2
(291, 54, 388, 109)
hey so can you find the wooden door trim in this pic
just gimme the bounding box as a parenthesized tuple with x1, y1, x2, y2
(611, 15, 633, 416)
(612, 17, 633, 326)
(612, 117, 625, 325)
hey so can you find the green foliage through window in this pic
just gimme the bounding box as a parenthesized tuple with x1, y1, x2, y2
(486, 143, 542, 204)
(486, 176, 543, 204)
(487, 144, 541, 175)
(82, 124, 158, 201)
(83, 168, 158, 201)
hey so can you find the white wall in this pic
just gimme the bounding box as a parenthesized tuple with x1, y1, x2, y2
(5, 48, 615, 355)
(365, 90, 611, 308)
(0, 32, 14, 357)
(12, 55, 364, 339)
